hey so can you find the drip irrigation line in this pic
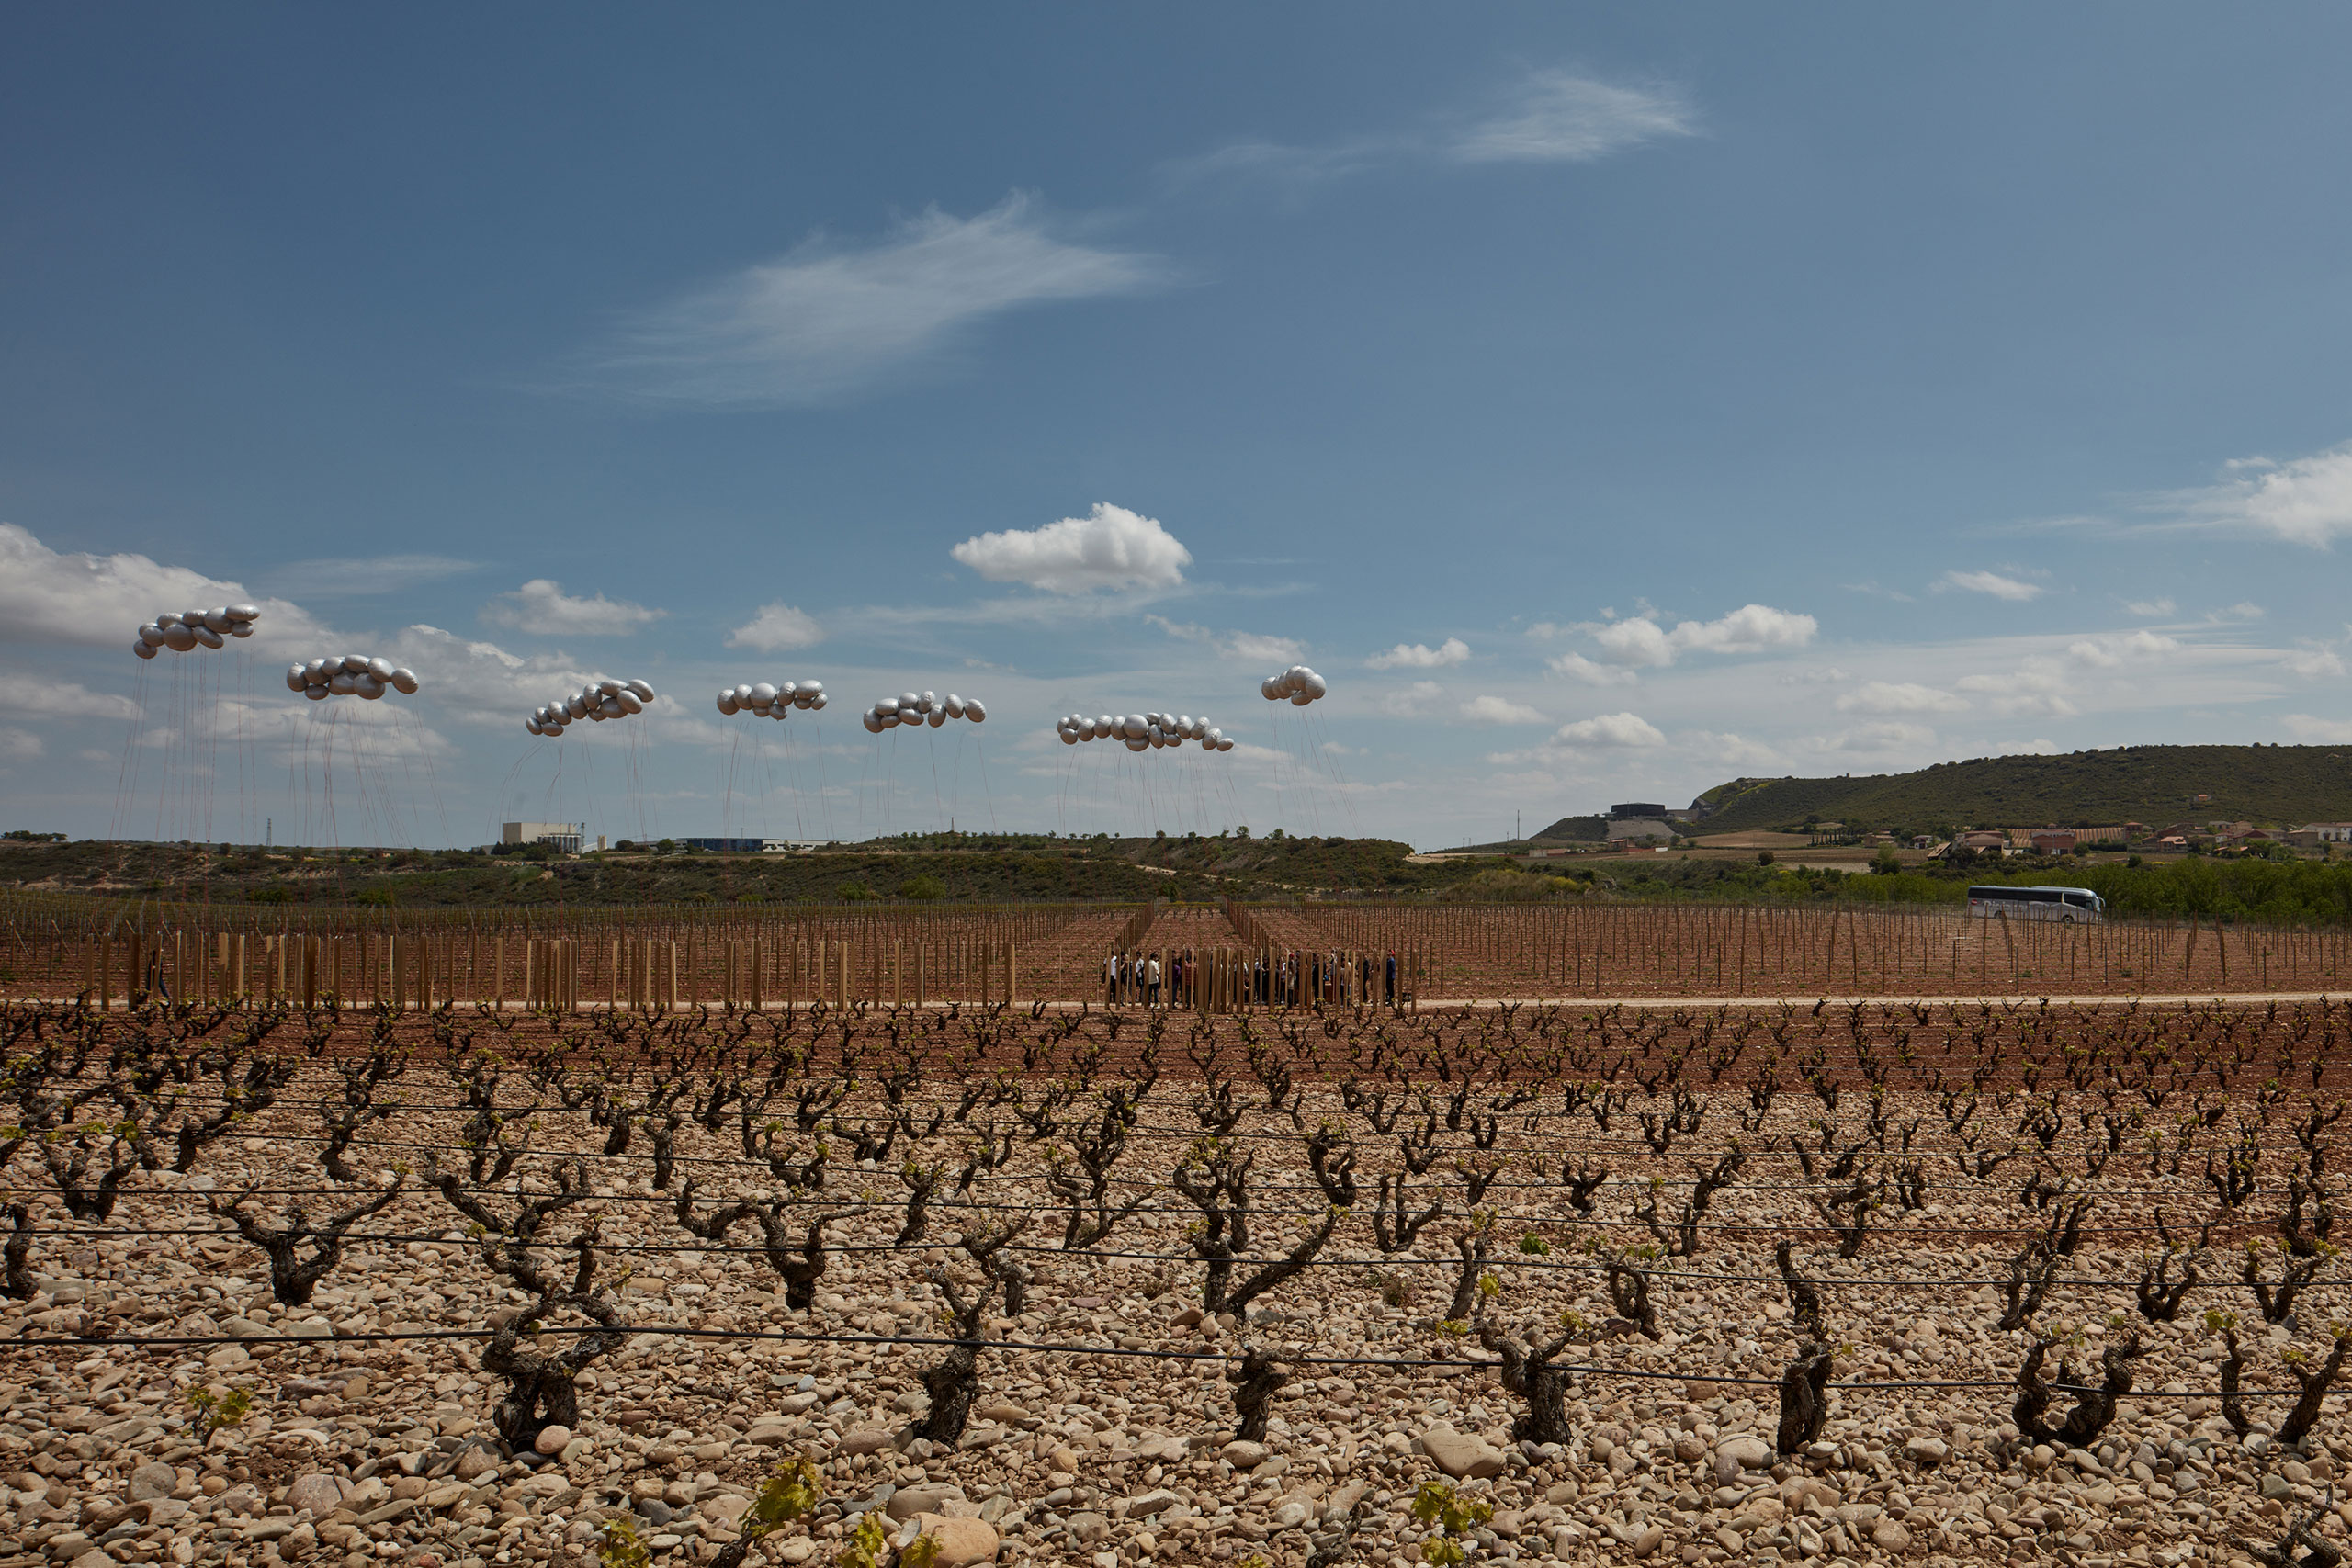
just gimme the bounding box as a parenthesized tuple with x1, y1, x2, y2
(1, 1324, 2305, 1402)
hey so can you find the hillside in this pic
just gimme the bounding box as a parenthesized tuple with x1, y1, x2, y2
(0, 831, 1508, 909)
(1694, 744, 2352, 835)
(1529, 814, 1609, 842)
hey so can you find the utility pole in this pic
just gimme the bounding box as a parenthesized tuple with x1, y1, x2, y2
(266, 818, 271, 849)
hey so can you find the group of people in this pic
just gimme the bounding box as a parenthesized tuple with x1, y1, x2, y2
(1101, 946, 1407, 1008)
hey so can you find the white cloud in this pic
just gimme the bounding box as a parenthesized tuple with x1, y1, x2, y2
(1835, 681, 1969, 715)
(1955, 661, 2081, 718)
(2284, 646, 2347, 679)
(481, 580, 665, 637)
(2284, 715, 2352, 742)
(1990, 738, 2061, 755)
(0, 523, 322, 651)
(1227, 631, 1305, 663)
(1367, 637, 1469, 670)
(1547, 651, 1640, 686)
(0, 726, 43, 761)
(727, 603, 825, 652)
(260, 555, 480, 598)
(1685, 730, 1784, 768)
(955, 502, 1191, 594)
(1817, 720, 1938, 752)
(1379, 681, 1445, 716)
(1148, 617, 1306, 664)
(1172, 69, 1692, 186)
(1591, 603, 1818, 667)
(2122, 598, 2177, 618)
(583, 193, 1166, 407)
(1460, 694, 1544, 725)
(1591, 617, 1678, 667)
(1840, 581, 1916, 603)
(2066, 630, 2178, 668)
(1448, 71, 1697, 164)
(1939, 570, 2045, 602)
(1552, 712, 1666, 748)
(0, 678, 141, 722)
(2173, 442, 2352, 547)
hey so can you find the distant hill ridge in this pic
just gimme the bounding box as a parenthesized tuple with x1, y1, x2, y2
(1682, 744, 2352, 836)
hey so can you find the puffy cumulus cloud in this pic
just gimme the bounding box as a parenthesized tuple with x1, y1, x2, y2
(481, 580, 665, 637)
(2285, 715, 2352, 742)
(1379, 681, 1445, 717)
(1589, 604, 1817, 668)
(2171, 443, 2352, 548)
(1835, 682, 1970, 716)
(0, 523, 324, 651)
(1939, 570, 2045, 602)
(955, 503, 1191, 594)
(0, 677, 141, 723)
(1547, 651, 1639, 687)
(2283, 646, 2347, 679)
(1552, 712, 1666, 748)
(1460, 694, 1544, 725)
(726, 603, 824, 652)
(1991, 739, 2061, 756)
(370, 625, 596, 728)
(2065, 630, 2179, 668)
(1367, 637, 1469, 671)
(2122, 598, 2177, 618)
(1590, 617, 1676, 667)
(582, 193, 1168, 407)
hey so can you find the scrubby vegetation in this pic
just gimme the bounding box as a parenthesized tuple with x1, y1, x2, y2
(0, 833, 1514, 909)
(1695, 744, 2352, 836)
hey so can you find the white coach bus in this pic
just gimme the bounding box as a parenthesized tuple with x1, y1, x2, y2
(1967, 885, 2105, 923)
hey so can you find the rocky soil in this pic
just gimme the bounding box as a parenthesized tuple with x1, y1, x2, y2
(3, 1033, 2346, 1568)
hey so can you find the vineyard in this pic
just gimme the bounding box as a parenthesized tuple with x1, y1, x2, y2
(12, 895, 2352, 1010)
(5, 992, 2352, 1568)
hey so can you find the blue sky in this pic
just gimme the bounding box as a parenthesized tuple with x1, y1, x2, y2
(6, 5, 2352, 850)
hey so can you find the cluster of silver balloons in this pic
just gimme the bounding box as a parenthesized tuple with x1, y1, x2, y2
(716, 679, 827, 719)
(863, 690, 985, 735)
(526, 677, 656, 737)
(134, 604, 261, 659)
(285, 654, 422, 702)
(1261, 664, 1329, 705)
(1060, 711, 1233, 752)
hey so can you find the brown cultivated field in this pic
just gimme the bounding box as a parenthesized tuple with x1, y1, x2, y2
(5, 991, 2352, 1568)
